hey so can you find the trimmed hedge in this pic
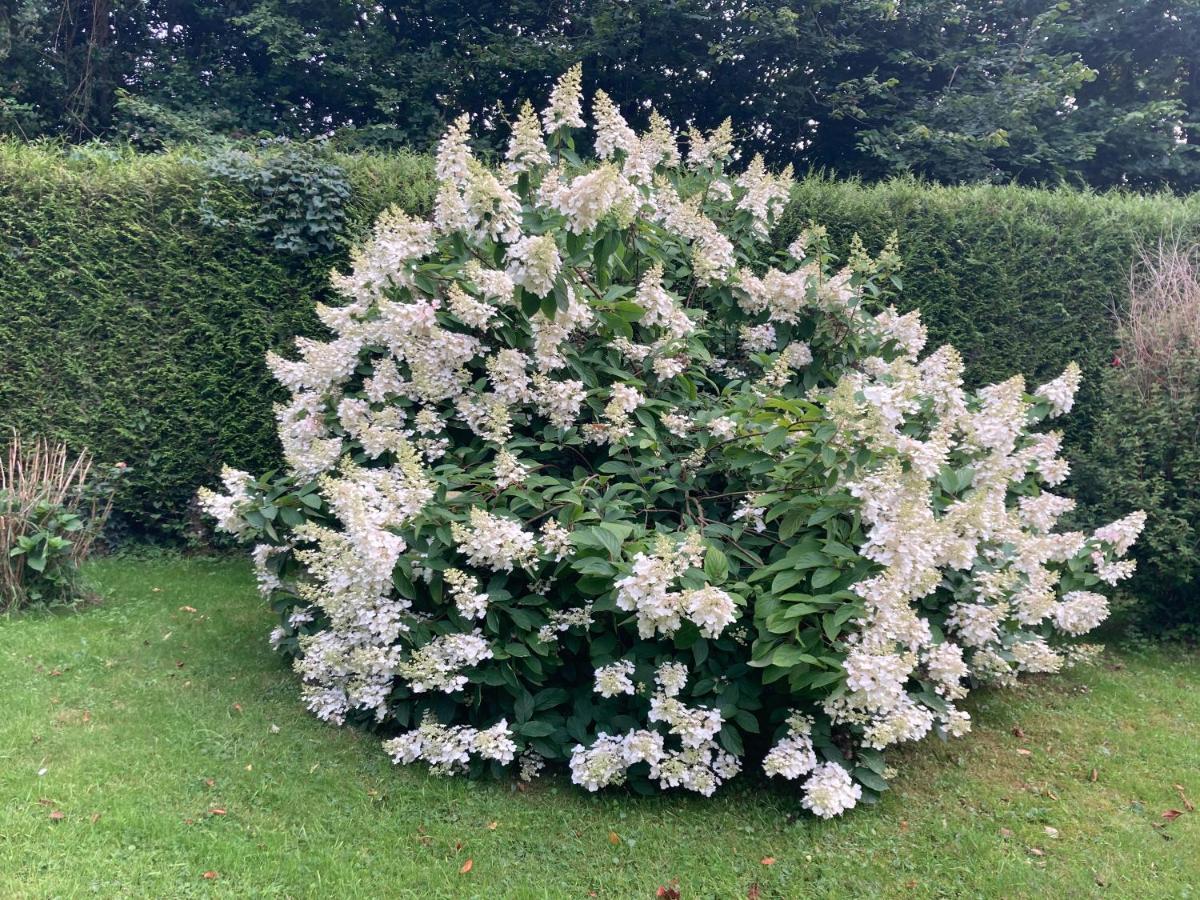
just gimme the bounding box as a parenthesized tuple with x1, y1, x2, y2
(3, 143, 1198, 540)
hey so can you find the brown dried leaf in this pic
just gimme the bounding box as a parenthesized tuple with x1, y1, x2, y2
(1173, 784, 1195, 812)
(608, 831, 620, 845)
(202, 871, 218, 880)
(1090, 769, 1098, 783)
(1162, 809, 1184, 822)
(760, 856, 776, 866)
(1012, 726, 1026, 739)
(48, 810, 65, 822)
(459, 859, 473, 874)
(209, 807, 226, 816)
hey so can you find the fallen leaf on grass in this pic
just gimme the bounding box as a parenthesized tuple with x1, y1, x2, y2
(1027, 847, 1044, 857)
(1162, 809, 1184, 822)
(202, 871, 218, 880)
(48, 810, 65, 822)
(656, 883, 681, 900)
(747, 883, 761, 899)
(459, 859, 473, 874)
(760, 856, 776, 866)
(209, 808, 227, 816)
(608, 831, 620, 845)
(1174, 784, 1195, 812)
(1044, 826, 1059, 839)
(1090, 769, 1098, 783)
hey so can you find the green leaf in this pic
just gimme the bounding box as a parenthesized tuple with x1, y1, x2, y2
(514, 691, 535, 723)
(703, 546, 729, 583)
(811, 567, 841, 589)
(853, 767, 890, 792)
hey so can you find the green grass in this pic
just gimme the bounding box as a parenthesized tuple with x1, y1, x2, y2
(1, 557, 1197, 898)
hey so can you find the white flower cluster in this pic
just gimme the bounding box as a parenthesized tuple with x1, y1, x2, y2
(570, 663, 738, 797)
(593, 660, 636, 698)
(615, 533, 737, 638)
(196, 466, 254, 536)
(451, 508, 538, 572)
(384, 714, 516, 774)
(815, 307, 1143, 752)
(801, 762, 863, 820)
(396, 631, 493, 694)
(762, 712, 819, 781)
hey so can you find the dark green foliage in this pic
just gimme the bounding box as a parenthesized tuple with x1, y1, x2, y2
(3, 144, 1198, 560)
(2, 1, 1199, 191)
(1077, 373, 1200, 637)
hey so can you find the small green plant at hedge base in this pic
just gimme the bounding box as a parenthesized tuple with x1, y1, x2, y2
(200, 69, 1144, 817)
(1, 434, 123, 611)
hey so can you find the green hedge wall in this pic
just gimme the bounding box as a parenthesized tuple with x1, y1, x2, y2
(3, 144, 1197, 539)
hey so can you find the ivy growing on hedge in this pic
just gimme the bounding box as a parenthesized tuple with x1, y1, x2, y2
(2, 142, 1197, 541)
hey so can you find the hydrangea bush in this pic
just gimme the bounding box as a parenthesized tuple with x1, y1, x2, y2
(200, 67, 1144, 817)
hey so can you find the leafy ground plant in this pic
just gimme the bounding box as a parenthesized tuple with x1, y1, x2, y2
(199, 67, 1144, 815)
(0, 433, 122, 611)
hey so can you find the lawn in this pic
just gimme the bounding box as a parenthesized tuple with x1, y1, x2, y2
(0, 556, 1196, 899)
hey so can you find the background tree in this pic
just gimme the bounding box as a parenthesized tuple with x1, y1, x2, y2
(1, 0, 1197, 190)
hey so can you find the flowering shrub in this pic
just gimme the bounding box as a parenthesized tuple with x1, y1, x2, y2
(200, 67, 1143, 817)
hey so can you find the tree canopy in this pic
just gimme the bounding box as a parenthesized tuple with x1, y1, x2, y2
(2, 0, 1197, 190)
